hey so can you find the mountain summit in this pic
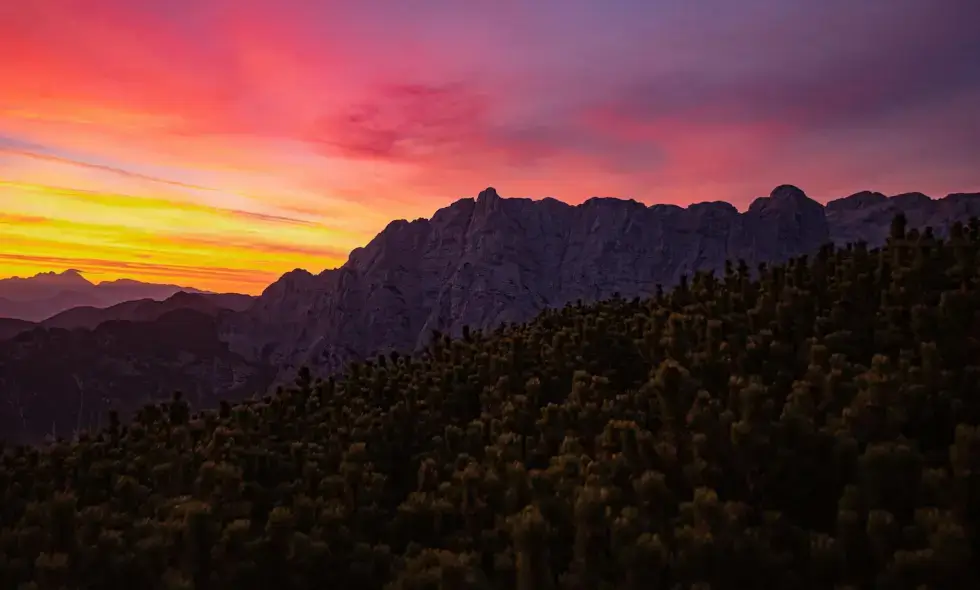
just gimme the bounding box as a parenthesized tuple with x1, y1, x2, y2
(0, 269, 92, 292)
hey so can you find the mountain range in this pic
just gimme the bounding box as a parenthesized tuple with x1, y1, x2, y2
(0, 290, 255, 340)
(2, 184, 979, 443)
(222, 185, 980, 378)
(0, 269, 231, 322)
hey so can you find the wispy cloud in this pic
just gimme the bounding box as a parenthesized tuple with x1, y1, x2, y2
(0, 252, 276, 288)
(0, 145, 214, 193)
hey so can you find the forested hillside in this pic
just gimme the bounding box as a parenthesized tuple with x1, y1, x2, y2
(1, 213, 979, 589)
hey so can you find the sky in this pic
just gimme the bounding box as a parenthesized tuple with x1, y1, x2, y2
(1, 0, 979, 294)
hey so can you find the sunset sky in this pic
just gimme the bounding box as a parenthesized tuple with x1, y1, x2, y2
(2, 0, 979, 294)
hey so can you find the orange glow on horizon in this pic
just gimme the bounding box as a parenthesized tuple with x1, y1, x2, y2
(0, 176, 374, 294)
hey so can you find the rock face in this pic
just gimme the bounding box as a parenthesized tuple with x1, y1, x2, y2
(826, 190, 980, 246)
(221, 185, 980, 379)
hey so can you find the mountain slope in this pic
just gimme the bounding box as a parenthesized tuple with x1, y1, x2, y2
(41, 291, 254, 330)
(0, 270, 221, 321)
(223, 185, 980, 377)
(0, 309, 273, 443)
(0, 318, 35, 341)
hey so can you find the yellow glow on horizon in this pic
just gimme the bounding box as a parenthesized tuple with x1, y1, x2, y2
(0, 180, 369, 294)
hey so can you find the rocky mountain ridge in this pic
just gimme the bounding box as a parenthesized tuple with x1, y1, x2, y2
(222, 184, 980, 378)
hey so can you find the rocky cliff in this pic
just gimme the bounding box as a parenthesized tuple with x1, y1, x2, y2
(222, 185, 980, 378)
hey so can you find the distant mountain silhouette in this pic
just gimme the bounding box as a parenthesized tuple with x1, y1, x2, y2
(41, 291, 254, 330)
(0, 269, 246, 322)
(0, 309, 273, 443)
(0, 268, 91, 296)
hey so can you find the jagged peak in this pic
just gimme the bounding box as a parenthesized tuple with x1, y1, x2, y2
(583, 196, 643, 208)
(473, 187, 504, 217)
(748, 185, 819, 213)
(649, 203, 684, 214)
(281, 268, 313, 279)
(265, 268, 315, 286)
(379, 216, 430, 233)
(477, 187, 500, 202)
(17, 269, 93, 285)
(382, 218, 410, 232)
(258, 268, 316, 299)
(944, 192, 980, 204)
(825, 191, 889, 212)
(770, 184, 808, 201)
(429, 195, 477, 225)
(688, 201, 739, 215)
(891, 192, 932, 208)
